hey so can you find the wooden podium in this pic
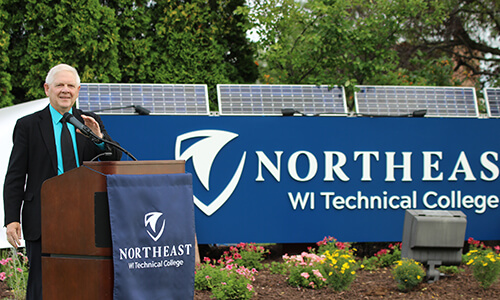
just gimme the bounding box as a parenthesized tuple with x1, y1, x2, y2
(40, 160, 186, 299)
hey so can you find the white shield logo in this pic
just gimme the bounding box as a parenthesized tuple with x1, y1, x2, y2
(145, 212, 166, 242)
(175, 130, 246, 216)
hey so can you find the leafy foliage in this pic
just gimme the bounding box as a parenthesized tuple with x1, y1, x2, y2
(392, 258, 426, 292)
(465, 241, 500, 289)
(0, 248, 29, 299)
(4, 0, 122, 102)
(0, 0, 497, 108)
(320, 249, 359, 291)
(0, 0, 258, 106)
(240, 0, 498, 104)
(282, 252, 326, 289)
(195, 244, 260, 300)
(219, 242, 269, 271)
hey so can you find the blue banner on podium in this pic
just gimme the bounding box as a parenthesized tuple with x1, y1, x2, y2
(107, 173, 195, 300)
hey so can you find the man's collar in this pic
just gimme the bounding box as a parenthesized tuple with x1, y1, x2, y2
(49, 105, 73, 123)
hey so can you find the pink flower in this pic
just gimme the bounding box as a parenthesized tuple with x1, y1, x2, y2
(300, 272, 310, 279)
(203, 257, 211, 263)
(312, 269, 323, 278)
(0, 273, 6, 281)
(222, 282, 227, 285)
(247, 284, 253, 291)
(16, 268, 23, 273)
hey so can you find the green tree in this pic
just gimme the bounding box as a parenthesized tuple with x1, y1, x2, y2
(245, 0, 448, 85)
(398, 0, 500, 88)
(244, 0, 499, 97)
(209, 0, 258, 84)
(4, 0, 121, 103)
(103, 0, 154, 83)
(1, 0, 258, 106)
(148, 0, 235, 108)
(0, 1, 12, 108)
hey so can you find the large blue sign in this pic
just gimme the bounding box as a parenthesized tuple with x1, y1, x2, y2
(101, 115, 500, 244)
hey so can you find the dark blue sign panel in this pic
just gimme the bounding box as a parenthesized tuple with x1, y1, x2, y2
(101, 115, 500, 244)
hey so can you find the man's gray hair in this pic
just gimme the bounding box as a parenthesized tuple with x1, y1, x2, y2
(45, 64, 81, 86)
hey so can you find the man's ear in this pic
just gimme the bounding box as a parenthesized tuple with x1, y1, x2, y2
(44, 83, 50, 97)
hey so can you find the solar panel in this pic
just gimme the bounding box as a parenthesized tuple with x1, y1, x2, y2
(77, 83, 210, 115)
(355, 86, 478, 117)
(217, 84, 347, 116)
(484, 88, 500, 118)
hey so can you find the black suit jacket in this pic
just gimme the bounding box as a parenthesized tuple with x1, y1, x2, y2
(3, 105, 122, 241)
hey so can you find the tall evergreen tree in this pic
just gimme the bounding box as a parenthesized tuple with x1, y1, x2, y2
(1, 0, 258, 105)
(4, 0, 121, 103)
(0, 1, 12, 108)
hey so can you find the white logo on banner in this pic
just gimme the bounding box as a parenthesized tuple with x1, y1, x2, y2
(145, 212, 166, 241)
(175, 130, 246, 216)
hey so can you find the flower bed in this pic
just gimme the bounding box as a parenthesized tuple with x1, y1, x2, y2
(195, 238, 500, 299)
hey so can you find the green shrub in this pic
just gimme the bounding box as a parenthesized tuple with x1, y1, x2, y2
(221, 243, 269, 271)
(437, 265, 463, 275)
(209, 268, 255, 300)
(466, 249, 500, 289)
(287, 264, 327, 290)
(267, 261, 289, 275)
(392, 258, 426, 292)
(320, 249, 358, 291)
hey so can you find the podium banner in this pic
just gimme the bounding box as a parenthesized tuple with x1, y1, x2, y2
(107, 173, 195, 300)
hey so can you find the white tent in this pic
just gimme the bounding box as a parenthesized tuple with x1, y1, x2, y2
(0, 98, 50, 248)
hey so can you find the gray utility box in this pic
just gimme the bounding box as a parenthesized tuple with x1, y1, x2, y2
(401, 210, 467, 282)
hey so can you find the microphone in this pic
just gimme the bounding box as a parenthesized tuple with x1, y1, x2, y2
(62, 112, 138, 161)
(62, 112, 102, 143)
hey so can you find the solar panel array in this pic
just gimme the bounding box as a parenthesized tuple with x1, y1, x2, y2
(484, 88, 500, 118)
(77, 83, 210, 115)
(355, 86, 478, 117)
(217, 84, 347, 116)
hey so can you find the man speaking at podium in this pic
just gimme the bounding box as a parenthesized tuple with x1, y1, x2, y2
(3, 64, 122, 299)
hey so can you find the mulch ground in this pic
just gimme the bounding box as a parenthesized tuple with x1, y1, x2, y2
(2, 243, 499, 299)
(195, 263, 500, 299)
(194, 243, 500, 300)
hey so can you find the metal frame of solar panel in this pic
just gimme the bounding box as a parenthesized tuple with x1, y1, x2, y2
(484, 88, 500, 118)
(355, 85, 479, 118)
(77, 83, 210, 115)
(217, 84, 347, 116)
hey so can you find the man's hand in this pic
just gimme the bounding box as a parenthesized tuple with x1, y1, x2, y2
(80, 115, 103, 139)
(6, 222, 22, 249)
